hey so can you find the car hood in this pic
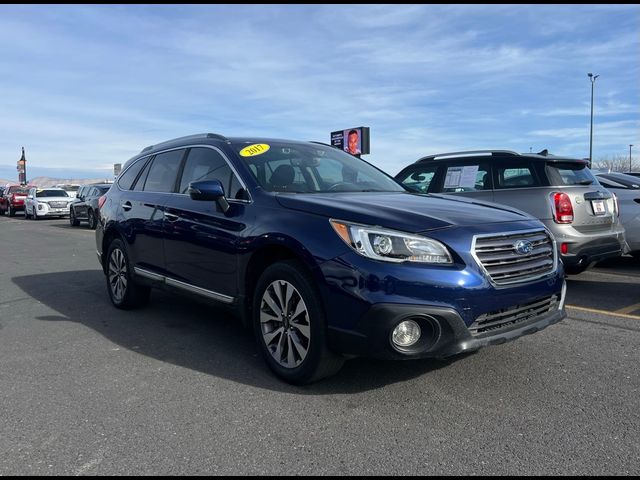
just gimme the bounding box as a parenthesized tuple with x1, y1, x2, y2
(276, 192, 532, 233)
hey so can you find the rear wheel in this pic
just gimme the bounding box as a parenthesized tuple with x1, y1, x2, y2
(105, 239, 150, 309)
(253, 260, 344, 384)
(87, 209, 97, 230)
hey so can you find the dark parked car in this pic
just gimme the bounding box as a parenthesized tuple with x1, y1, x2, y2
(396, 150, 627, 274)
(96, 134, 566, 384)
(70, 183, 112, 229)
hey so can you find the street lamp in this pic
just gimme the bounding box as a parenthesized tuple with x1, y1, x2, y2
(630, 144, 634, 173)
(587, 72, 599, 169)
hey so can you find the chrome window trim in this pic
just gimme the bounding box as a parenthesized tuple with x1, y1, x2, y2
(470, 227, 558, 288)
(116, 144, 252, 204)
(133, 267, 235, 304)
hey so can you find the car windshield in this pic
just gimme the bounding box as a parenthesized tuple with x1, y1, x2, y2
(36, 189, 69, 198)
(233, 142, 404, 193)
(546, 162, 597, 186)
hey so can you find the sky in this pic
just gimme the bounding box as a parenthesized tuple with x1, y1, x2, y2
(0, 4, 638, 180)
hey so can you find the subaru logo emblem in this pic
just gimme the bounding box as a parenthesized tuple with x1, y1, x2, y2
(514, 240, 534, 255)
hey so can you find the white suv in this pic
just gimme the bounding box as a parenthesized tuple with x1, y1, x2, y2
(24, 188, 72, 219)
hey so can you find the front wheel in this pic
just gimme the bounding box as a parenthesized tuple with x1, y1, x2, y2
(8, 206, 15, 217)
(105, 239, 150, 309)
(253, 260, 344, 384)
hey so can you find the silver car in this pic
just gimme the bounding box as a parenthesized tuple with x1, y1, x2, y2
(395, 150, 627, 274)
(594, 172, 640, 260)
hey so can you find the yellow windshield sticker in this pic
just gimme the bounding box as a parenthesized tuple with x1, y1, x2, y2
(239, 143, 270, 157)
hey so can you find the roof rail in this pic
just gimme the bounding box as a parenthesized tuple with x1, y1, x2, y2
(140, 133, 228, 153)
(417, 149, 520, 162)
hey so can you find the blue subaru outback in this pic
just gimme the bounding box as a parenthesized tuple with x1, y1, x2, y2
(96, 133, 566, 384)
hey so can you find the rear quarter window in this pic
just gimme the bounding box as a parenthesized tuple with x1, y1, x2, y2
(495, 163, 540, 189)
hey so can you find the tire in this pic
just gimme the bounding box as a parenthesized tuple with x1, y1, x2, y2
(32, 207, 38, 220)
(70, 208, 80, 227)
(24, 207, 30, 220)
(564, 264, 588, 275)
(8, 206, 15, 217)
(0, 205, 4, 216)
(253, 260, 344, 384)
(105, 238, 151, 310)
(87, 209, 97, 230)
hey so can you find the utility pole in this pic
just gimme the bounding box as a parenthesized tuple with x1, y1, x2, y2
(587, 73, 599, 169)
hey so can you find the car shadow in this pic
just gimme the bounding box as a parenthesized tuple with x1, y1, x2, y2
(12, 270, 460, 394)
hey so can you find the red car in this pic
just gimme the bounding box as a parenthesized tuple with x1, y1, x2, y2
(0, 185, 31, 217)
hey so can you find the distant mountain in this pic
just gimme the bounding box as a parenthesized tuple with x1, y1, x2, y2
(0, 165, 113, 184)
(1, 177, 112, 188)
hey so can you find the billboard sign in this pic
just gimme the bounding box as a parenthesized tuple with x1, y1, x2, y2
(330, 127, 370, 156)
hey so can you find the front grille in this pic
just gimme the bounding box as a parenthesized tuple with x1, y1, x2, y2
(48, 201, 68, 208)
(469, 295, 559, 336)
(473, 230, 555, 285)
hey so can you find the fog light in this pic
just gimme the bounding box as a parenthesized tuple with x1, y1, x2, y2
(392, 320, 421, 347)
(37, 204, 43, 210)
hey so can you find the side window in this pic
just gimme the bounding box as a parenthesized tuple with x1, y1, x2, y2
(397, 165, 438, 193)
(133, 158, 153, 191)
(440, 162, 491, 193)
(117, 158, 148, 191)
(178, 147, 234, 195)
(496, 163, 538, 189)
(143, 149, 185, 193)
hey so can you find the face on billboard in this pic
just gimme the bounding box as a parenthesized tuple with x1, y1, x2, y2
(345, 129, 361, 155)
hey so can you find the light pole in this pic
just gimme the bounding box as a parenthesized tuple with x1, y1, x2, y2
(587, 72, 599, 169)
(630, 144, 634, 173)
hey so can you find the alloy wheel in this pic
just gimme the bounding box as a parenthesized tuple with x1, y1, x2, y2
(108, 248, 128, 303)
(260, 280, 311, 369)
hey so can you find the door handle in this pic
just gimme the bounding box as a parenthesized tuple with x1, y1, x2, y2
(121, 201, 132, 211)
(164, 212, 179, 222)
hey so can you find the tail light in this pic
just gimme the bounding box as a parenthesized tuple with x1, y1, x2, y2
(97, 195, 107, 210)
(552, 192, 574, 224)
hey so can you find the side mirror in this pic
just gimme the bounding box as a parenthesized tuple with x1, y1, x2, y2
(188, 179, 230, 213)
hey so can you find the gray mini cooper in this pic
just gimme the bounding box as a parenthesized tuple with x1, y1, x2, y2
(396, 149, 627, 274)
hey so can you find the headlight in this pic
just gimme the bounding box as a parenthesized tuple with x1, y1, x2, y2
(330, 220, 453, 264)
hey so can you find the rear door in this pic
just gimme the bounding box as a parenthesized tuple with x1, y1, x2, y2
(118, 149, 186, 273)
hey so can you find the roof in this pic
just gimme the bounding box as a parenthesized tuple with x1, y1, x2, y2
(415, 149, 587, 165)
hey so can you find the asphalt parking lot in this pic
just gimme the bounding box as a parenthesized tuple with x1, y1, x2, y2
(1, 215, 639, 475)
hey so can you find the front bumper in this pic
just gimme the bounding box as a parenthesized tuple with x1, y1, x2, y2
(328, 283, 567, 360)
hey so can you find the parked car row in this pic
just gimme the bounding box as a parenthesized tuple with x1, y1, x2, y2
(1, 182, 112, 228)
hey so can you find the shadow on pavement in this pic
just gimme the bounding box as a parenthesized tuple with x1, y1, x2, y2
(12, 270, 460, 394)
